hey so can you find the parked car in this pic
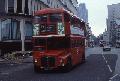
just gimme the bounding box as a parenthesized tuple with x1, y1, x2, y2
(103, 46, 111, 51)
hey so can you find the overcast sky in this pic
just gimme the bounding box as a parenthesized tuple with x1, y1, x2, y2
(77, 0, 120, 36)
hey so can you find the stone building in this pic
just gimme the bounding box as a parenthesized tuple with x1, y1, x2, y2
(77, 3, 88, 23)
(107, 3, 120, 46)
(0, 0, 78, 55)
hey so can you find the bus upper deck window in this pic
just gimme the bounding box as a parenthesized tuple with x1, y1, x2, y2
(41, 15, 47, 22)
(49, 14, 62, 22)
(34, 15, 47, 23)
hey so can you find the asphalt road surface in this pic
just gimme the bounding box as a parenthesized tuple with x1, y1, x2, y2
(0, 47, 120, 81)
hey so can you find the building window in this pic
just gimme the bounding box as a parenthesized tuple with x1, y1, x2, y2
(0, 0, 5, 13)
(25, 21, 33, 40)
(17, 0, 22, 13)
(8, 0, 14, 13)
(11, 19, 21, 39)
(1, 19, 21, 40)
(47, 0, 50, 4)
(51, 1, 53, 6)
(1, 19, 10, 40)
(24, 0, 29, 14)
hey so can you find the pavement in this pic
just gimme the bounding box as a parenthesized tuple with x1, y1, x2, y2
(0, 56, 33, 77)
(0, 56, 33, 64)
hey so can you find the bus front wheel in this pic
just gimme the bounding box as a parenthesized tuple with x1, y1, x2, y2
(62, 57, 72, 72)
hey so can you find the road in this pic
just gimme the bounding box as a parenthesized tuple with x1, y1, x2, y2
(0, 47, 120, 81)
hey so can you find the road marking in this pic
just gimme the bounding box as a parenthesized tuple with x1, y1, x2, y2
(102, 52, 113, 73)
(102, 55, 108, 64)
(105, 60, 108, 64)
(102, 55, 106, 60)
(110, 74, 119, 80)
(107, 65, 112, 73)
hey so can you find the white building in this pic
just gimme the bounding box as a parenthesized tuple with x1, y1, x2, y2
(103, 29, 109, 45)
(77, 3, 88, 22)
(85, 24, 92, 47)
(0, 0, 79, 55)
(0, 0, 49, 55)
(77, 3, 90, 47)
(107, 3, 120, 46)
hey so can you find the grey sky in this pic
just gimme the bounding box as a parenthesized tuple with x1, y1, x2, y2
(78, 0, 120, 36)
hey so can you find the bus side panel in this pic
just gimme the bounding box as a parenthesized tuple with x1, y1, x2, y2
(71, 38, 85, 66)
(71, 48, 78, 65)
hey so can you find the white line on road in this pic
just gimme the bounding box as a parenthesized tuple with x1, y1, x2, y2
(105, 60, 108, 64)
(110, 74, 118, 80)
(107, 65, 112, 73)
(102, 52, 113, 73)
(102, 55, 106, 60)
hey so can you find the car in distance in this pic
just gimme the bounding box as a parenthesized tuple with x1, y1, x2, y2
(103, 46, 111, 51)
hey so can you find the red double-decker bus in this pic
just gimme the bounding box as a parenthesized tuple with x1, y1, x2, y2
(32, 8, 86, 72)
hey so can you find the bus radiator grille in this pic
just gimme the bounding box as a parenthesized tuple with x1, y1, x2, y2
(41, 56, 55, 67)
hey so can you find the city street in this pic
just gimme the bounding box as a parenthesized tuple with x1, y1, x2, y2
(0, 47, 120, 81)
(0, 0, 120, 81)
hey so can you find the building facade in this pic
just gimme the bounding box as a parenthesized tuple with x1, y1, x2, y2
(77, 3, 90, 47)
(77, 3, 91, 47)
(0, 0, 79, 55)
(107, 3, 120, 46)
(85, 24, 92, 47)
(103, 29, 109, 45)
(77, 3, 88, 22)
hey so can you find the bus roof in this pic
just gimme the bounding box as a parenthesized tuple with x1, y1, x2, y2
(35, 8, 71, 15)
(34, 8, 85, 23)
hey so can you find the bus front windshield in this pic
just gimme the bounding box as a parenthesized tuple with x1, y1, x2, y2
(49, 14, 62, 22)
(34, 14, 62, 23)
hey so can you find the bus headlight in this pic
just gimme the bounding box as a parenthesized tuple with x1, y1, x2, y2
(60, 59, 63, 63)
(34, 59, 37, 63)
(62, 63, 65, 66)
(60, 58, 64, 66)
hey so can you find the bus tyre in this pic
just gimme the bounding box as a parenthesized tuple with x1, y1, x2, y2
(63, 57, 72, 72)
(82, 53, 85, 63)
(34, 65, 40, 73)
